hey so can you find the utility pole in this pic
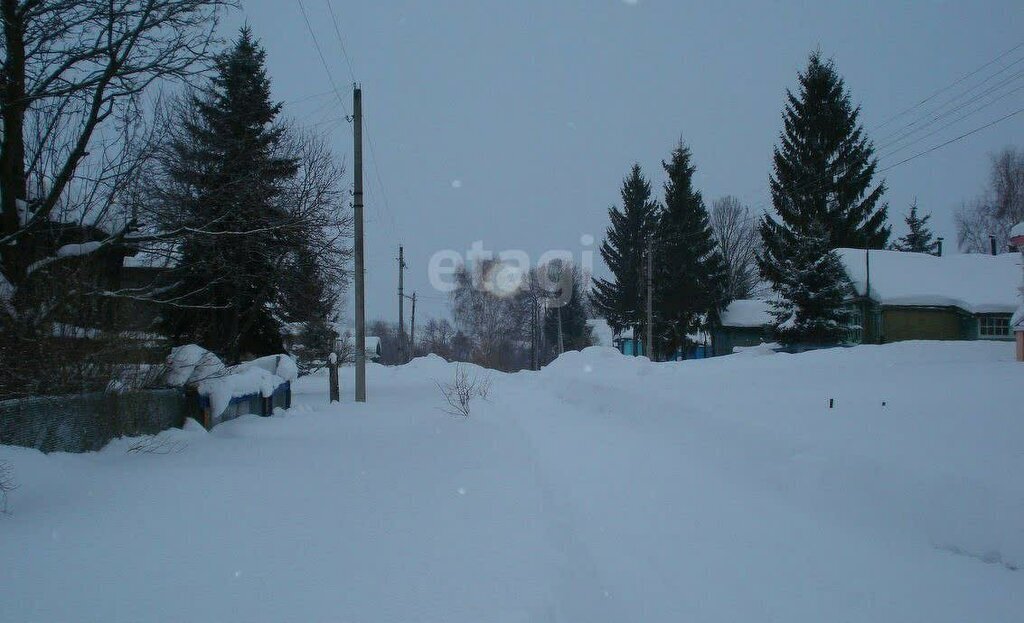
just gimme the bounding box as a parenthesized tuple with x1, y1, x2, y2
(353, 86, 366, 402)
(408, 292, 416, 359)
(397, 245, 406, 363)
(645, 237, 653, 361)
(557, 305, 564, 356)
(540, 301, 547, 360)
(530, 299, 538, 370)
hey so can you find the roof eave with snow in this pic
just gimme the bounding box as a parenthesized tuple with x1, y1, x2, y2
(838, 248, 1021, 316)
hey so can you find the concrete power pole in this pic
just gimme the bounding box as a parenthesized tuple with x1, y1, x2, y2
(408, 292, 417, 359)
(557, 305, 564, 356)
(539, 301, 547, 362)
(646, 238, 653, 360)
(397, 245, 406, 363)
(353, 86, 366, 402)
(530, 299, 538, 370)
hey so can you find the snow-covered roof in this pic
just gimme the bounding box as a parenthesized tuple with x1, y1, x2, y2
(344, 334, 381, 352)
(837, 248, 1021, 314)
(1010, 222, 1024, 241)
(720, 299, 774, 327)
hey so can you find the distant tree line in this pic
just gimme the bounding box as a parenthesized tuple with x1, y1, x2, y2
(379, 258, 593, 371)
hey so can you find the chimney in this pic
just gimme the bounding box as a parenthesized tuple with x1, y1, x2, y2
(990, 235, 998, 256)
(936, 237, 943, 257)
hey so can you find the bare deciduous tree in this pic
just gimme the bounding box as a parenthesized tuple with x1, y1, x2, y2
(1, 0, 236, 286)
(955, 147, 1024, 253)
(450, 260, 533, 371)
(0, 0, 236, 398)
(418, 318, 456, 359)
(435, 363, 491, 417)
(709, 196, 761, 299)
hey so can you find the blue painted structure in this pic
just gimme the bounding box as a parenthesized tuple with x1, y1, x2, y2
(196, 380, 291, 428)
(616, 337, 646, 357)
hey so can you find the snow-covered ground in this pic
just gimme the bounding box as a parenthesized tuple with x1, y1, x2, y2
(2, 342, 1023, 622)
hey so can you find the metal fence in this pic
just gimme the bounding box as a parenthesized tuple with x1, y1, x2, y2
(0, 381, 293, 453)
(0, 389, 197, 453)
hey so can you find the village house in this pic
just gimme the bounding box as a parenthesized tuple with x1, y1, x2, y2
(710, 248, 1022, 355)
(712, 299, 774, 355)
(596, 247, 1022, 359)
(838, 248, 1021, 344)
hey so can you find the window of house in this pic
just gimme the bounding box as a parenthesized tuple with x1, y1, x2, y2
(978, 314, 1011, 338)
(844, 304, 863, 344)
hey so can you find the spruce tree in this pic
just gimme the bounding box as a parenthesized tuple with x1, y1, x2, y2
(591, 164, 659, 338)
(760, 51, 890, 288)
(891, 199, 939, 254)
(653, 141, 728, 357)
(770, 222, 853, 345)
(163, 28, 298, 362)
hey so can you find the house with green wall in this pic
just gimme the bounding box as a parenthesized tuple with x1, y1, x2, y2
(712, 299, 774, 355)
(837, 248, 1021, 344)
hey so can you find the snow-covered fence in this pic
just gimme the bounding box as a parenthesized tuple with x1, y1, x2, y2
(0, 389, 197, 453)
(0, 349, 298, 452)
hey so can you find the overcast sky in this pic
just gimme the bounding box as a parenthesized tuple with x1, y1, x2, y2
(227, 1, 1023, 324)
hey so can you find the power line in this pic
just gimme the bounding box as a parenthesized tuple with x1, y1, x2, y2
(321, 0, 398, 237)
(729, 40, 1024, 211)
(874, 39, 1024, 131)
(296, 0, 350, 118)
(708, 102, 1024, 237)
(877, 80, 1024, 161)
(284, 89, 337, 106)
(326, 1, 358, 84)
(730, 45, 1024, 221)
(879, 105, 1024, 173)
(874, 59, 1024, 150)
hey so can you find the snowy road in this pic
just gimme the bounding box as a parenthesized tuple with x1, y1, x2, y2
(3, 342, 1023, 621)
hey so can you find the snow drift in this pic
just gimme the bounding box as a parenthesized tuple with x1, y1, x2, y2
(2, 341, 1022, 622)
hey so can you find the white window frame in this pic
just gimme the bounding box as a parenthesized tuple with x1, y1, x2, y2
(978, 314, 1011, 339)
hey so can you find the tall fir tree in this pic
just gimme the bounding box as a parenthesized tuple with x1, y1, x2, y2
(163, 28, 299, 362)
(591, 164, 659, 338)
(891, 198, 939, 254)
(653, 141, 728, 358)
(759, 51, 890, 288)
(770, 222, 853, 345)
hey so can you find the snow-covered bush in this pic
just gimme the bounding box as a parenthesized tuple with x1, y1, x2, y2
(435, 364, 491, 417)
(164, 345, 226, 387)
